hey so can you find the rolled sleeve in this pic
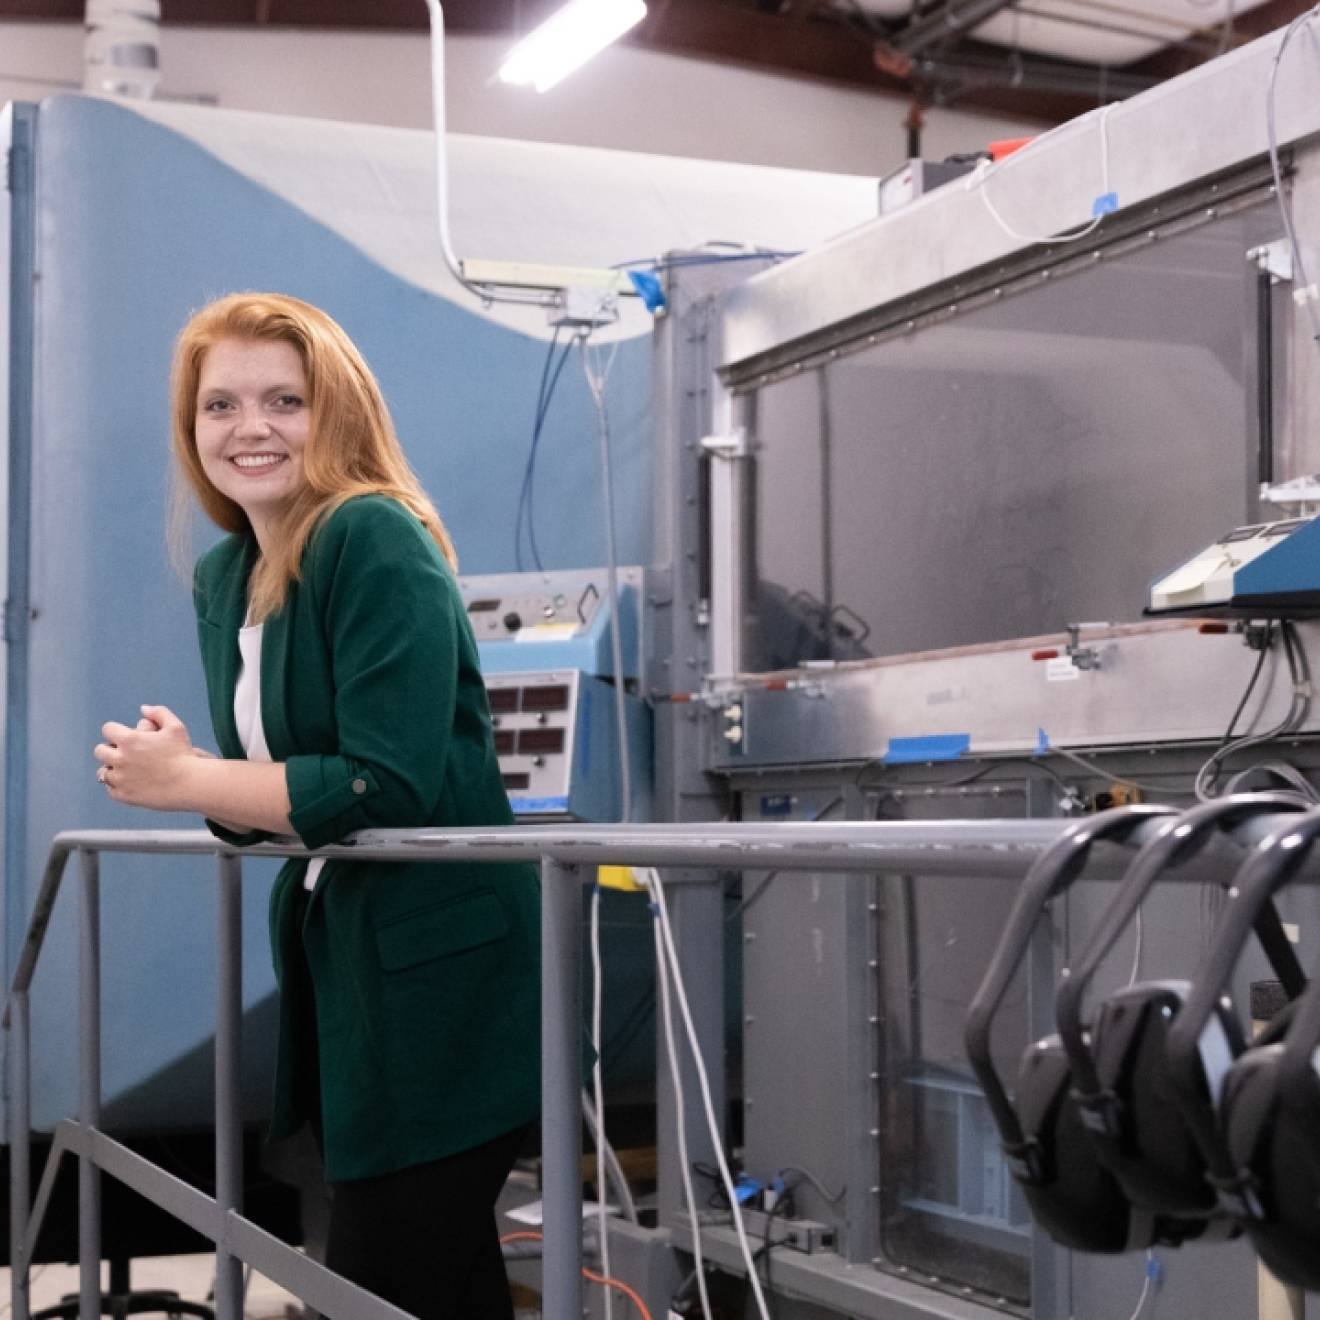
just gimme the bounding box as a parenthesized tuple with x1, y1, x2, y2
(285, 758, 381, 851)
(283, 499, 459, 851)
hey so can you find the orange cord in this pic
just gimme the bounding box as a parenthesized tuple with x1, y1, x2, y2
(500, 1230, 654, 1320)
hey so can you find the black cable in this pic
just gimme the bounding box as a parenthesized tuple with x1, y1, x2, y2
(778, 1164, 846, 1205)
(1223, 624, 1276, 746)
(514, 328, 559, 571)
(725, 796, 844, 923)
(856, 755, 1076, 796)
(514, 329, 574, 572)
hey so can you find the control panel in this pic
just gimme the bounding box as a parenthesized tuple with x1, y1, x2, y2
(483, 668, 649, 822)
(459, 567, 642, 679)
(1148, 515, 1320, 617)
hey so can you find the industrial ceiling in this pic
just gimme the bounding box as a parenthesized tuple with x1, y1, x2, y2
(2, 0, 1316, 123)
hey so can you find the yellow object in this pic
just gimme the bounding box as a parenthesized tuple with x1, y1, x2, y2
(597, 865, 646, 893)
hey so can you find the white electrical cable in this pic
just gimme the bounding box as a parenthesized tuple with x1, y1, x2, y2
(580, 1090, 639, 1224)
(968, 101, 1117, 247)
(582, 336, 633, 824)
(653, 901, 714, 1320)
(645, 870, 773, 1320)
(579, 326, 638, 1309)
(423, 1, 552, 308)
(1265, 2, 1320, 349)
(590, 885, 613, 1320)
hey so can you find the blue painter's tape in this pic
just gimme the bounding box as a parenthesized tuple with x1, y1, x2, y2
(884, 734, 971, 765)
(627, 269, 667, 312)
(1092, 191, 1119, 216)
(510, 796, 571, 814)
(1036, 727, 1051, 754)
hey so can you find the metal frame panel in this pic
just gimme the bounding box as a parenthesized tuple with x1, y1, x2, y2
(720, 25, 1320, 374)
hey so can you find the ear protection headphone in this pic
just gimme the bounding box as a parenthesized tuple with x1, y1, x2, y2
(1054, 795, 1305, 1230)
(966, 805, 1177, 1252)
(1167, 806, 1320, 1288)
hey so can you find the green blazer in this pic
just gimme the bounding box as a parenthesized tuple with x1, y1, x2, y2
(193, 495, 541, 1181)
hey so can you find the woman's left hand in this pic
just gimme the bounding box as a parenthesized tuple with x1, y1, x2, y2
(94, 705, 196, 810)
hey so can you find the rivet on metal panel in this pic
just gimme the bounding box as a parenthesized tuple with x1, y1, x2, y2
(993, 287, 1003, 299)
(870, 1185, 881, 1195)
(746, 1098, 755, 1108)
(868, 959, 879, 969)
(870, 1128, 881, 1138)
(745, 1016, 755, 1026)
(869, 1015, 880, 1024)
(1206, 207, 1217, 219)
(745, 931, 757, 942)
(905, 321, 916, 332)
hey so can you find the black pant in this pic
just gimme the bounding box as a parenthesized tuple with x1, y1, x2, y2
(325, 1124, 529, 1320)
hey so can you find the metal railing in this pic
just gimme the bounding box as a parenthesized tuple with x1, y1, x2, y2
(2, 816, 1252, 1320)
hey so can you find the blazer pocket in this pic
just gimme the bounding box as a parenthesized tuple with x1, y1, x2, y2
(373, 888, 510, 972)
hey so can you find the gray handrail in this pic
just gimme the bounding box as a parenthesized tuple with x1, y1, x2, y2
(3, 815, 1291, 1320)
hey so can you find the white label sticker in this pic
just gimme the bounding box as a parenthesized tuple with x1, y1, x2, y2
(514, 622, 578, 642)
(1046, 657, 1082, 682)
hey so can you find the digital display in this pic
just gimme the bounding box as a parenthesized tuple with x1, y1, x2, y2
(494, 729, 515, 756)
(521, 684, 570, 712)
(501, 772, 530, 790)
(518, 728, 565, 755)
(467, 598, 501, 613)
(1264, 519, 1306, 538)
(487, 687, 519, 713)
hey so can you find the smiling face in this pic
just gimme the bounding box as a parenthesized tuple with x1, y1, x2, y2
(195, 337, 312, 550)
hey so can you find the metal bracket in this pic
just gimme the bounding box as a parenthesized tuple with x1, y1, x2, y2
(1248, 239, 1294, 283)
(547, 285, 621, 331)
(1261, 473, 1320, 508)
(1065, 624, 1102, 671)
(699, 428, 750, 460)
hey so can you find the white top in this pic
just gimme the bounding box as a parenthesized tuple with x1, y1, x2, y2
(235, 622, 325, 892)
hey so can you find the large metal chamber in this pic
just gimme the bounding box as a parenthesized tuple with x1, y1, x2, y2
(688, 18, 1320, 1320)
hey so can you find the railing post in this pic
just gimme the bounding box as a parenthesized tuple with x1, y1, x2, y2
(78, 848, 101, 1320)
(541, 858, 584, 1320)
(213, 853, 244, 1320)
(9, 988, 31, 1320)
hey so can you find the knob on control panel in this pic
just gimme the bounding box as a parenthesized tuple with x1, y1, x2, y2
(502, 611, 523, 633)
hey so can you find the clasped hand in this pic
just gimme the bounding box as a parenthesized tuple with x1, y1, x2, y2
(94, 704, 207, 810)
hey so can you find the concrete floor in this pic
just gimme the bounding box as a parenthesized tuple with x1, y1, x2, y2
(0, 1253, 301, 1319)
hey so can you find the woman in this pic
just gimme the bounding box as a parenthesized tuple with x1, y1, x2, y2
(93, 292, 540, 1320)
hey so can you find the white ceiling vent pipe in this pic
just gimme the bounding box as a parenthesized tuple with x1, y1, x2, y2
(84, 0, 161, 99)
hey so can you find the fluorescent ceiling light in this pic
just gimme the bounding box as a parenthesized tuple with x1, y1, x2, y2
(499, 0, 647, 93)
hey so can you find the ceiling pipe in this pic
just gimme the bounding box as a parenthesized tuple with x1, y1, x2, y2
(914, 49, 1158, 100)
(873, 0, 1019, 77)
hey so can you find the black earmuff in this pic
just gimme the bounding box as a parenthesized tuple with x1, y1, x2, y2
(966, 805, 1176, 1253)
(1163, 806, 1317, 1243)
(1185, 807, 1320, 1289)
(1054, 795, 1305, 1232)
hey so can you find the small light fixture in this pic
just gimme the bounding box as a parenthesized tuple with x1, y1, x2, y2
(499, 0, 647, 93)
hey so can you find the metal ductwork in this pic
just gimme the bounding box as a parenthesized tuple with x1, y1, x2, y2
(83, 0, 161, 99)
